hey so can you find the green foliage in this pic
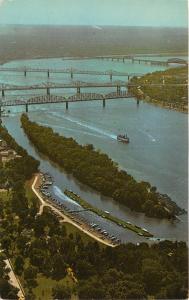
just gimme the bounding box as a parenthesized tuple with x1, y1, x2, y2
(0, 255, 19, 299)
(128, 66, 188, 112)
(52, 283, 72, 299)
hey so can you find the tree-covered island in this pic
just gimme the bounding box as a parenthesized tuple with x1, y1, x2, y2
(128, 66, 188, 112)
(21, 114, 185, 220)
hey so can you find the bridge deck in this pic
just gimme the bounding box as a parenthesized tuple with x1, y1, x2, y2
(0, 80, 129, 91)
(0, 67, 140, 77)
(1, 92, 132, 107)
(0, 81, 187, 92)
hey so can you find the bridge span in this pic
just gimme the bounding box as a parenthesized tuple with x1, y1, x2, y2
(1, 79, 187, 98)
(0, 67, 141, 80)
(0, 80, 130, 97)
(1, 92, 135, 113)
(62, 56, 187, 66)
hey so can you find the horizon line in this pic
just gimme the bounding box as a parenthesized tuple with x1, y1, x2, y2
(0, 24, 188, 29)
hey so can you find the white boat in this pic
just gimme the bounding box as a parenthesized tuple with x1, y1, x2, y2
(117, 134, 130, 143)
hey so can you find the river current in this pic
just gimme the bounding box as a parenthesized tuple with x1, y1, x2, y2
(1, 57, 188, 243)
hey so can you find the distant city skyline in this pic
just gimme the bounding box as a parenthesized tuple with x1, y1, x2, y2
(0, 0, 187, 28)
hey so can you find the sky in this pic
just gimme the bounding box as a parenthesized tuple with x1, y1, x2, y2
(0, 0, 187, 27)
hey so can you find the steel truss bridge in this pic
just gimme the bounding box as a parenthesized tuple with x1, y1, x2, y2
(1, 91, 134, 112)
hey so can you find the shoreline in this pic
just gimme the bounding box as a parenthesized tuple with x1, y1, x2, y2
(141, 97, 188, 114)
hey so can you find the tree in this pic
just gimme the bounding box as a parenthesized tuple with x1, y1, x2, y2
(78, 278, 105, 299)
(52, 284, 72, 300)
(0, 278, 19, 299)
(142, 258, 164, 294)
(14, 255, 24, 275)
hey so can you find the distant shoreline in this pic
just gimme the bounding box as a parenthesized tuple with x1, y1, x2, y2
(0, 52, 187, 67)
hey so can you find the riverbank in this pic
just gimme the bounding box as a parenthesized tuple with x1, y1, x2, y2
(141, 96, 188, 114)
(64, 189, 153, 238)
(128, 66, 188, 113)
(32, 173, 117, 247)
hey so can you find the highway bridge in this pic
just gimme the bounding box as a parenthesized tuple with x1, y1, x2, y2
(0, 67, 141, 80)
(0, 80, 187, 97)
(0, 80, 130, 97)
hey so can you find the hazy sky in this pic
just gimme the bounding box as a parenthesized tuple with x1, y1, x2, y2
(0, 0, 187, 27)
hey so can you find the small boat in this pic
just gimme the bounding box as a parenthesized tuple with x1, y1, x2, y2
(117, 134, 130, 143)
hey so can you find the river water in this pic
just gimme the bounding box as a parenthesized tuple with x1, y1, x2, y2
(1, 57, 188, 243)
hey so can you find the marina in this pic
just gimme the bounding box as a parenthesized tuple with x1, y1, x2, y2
(36, 172, 120, 246)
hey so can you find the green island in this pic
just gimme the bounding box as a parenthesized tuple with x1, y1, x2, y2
(128, 66, 188, 113)
(0, 125, 188, 300)
(21, 114, 185, 220)
(65, 189, 153, 238)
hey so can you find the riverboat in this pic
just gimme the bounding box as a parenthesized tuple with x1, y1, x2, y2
(117, 134, 130, 143)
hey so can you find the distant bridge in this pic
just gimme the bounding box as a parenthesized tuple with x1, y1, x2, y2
(0, 67, 141, 80)
(167, 58, 188, 65)
(1, 92, 134, 112)
(62, 56, 188, 66)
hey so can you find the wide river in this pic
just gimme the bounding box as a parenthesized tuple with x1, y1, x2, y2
(1, 57, 188, 243)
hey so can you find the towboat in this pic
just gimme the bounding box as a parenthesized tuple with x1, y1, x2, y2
(117, 134, 130, 143)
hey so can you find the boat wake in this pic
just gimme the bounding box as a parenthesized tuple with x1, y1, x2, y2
(53, 186, 81, 207)
(139, 129, 157, 142)
(38, 121, 104, 139)
(49, 112, 117, 140)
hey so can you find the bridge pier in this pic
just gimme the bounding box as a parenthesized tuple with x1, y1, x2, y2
(117, 86, 121, 94)
(24, 70, 27, 77)
(47, 88, 50, 95)
(137, 99, 139, 106)
(70, 71, 73, 79)
(2, 90, 4, 97)
(47, 70, 50, 78)
(123, 57, 125, 63)
(103, 98, 106, 108)
(25, 103, 28, 113)
(110, 73, 112, 81)
(128, 75, 130, 80)
(66, 101, 68, 110)
(77, 87, 81, 94)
